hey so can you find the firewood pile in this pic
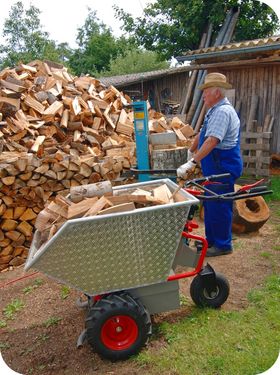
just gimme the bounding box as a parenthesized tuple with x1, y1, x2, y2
(0, 60, 195, 272)
(35, 180, 186, 250)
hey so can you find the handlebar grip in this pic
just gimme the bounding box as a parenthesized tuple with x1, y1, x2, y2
(207, 173, 231, 181)
(247, 186, 268, 194)
(193, 173, 231, 184)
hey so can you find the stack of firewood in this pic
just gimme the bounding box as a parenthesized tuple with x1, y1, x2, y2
(34, 180, 185, 251)
(0, 60, 195, 271)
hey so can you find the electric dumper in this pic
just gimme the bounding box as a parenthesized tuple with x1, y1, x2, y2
(25, 101, 272, 361)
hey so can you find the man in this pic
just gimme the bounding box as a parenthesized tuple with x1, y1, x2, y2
(177, 72, 243, 257)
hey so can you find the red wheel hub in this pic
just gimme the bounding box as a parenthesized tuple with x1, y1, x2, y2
(101, 315, 138, 350)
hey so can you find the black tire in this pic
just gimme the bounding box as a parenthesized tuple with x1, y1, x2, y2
(190, 272, 230, 308)
(85, 292, 151, 360)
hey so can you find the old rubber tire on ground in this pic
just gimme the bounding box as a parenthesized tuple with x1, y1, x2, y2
(190, 272, 230, 308)
(85, 292, 151, 360)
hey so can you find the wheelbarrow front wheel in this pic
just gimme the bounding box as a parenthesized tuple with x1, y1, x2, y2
(86, 292, 151, 360)
(190, 272, 230, 308)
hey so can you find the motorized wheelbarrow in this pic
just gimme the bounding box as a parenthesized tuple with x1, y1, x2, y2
(24, 174, 272, 361)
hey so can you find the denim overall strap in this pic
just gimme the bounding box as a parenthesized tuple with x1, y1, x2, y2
(199, 104, 243, 183)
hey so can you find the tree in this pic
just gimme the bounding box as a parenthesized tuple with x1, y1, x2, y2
(100, 48, 169, 76)
(114, 0, 280, 60)
(0, 1, 70, 69)
(69, 9, 130, 76)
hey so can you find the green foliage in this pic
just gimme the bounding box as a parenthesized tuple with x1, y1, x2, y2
(22, 278, 44, 295)
(60, 285, 70, 300)
(43, 316, 62, 328)
(0, 1, 73, 69)
(0, 320, 7, 328)
(22, 286, 33, 295)
(33, 278, 44, 287)
(3, 299, 24, 320)
(69, 9, 128, 76)
(265, 176, 280, 202)
(114, 0, 280, 60)
(0, 342, 11, 350)
(100, 48, 169, 76)
(37, 333, 49, 342)
(76, 8, 107, 48)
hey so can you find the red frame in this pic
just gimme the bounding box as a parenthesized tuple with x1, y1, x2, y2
(167, 230, 208, 282)
(167, 179, 265, 282)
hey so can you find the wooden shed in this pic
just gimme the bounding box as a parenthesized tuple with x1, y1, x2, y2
(101, 36, 280, 154)
(101, 36, 280, 175)
(177, 35, 280, 153)
(100, 66, 191, 115)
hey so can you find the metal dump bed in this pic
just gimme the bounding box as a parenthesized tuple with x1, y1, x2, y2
(25, 179, 199, 296)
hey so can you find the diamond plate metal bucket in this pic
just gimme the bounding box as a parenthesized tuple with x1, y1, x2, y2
(25, 179, 199, 296)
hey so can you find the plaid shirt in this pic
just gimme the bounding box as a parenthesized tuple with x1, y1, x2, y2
(203, 98, 240, 149)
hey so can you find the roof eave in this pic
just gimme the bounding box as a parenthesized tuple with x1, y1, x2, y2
(176, 43, 280, 62)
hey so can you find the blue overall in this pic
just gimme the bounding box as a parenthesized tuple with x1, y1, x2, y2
(199, 104, 243, 250)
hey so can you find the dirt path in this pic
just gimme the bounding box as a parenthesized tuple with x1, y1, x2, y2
(1, 202, 279, 375)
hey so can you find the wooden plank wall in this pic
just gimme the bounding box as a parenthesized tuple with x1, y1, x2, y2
(152, 71, 190, 103)
(216, 65, 280, 154)
(118, 71, 190, 111)
(118, 64, 280, 154)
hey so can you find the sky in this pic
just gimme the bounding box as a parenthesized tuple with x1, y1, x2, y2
(0, 0, 155, 48)
(0, 1, 279, 49)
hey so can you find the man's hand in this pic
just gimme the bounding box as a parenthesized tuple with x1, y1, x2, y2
(177, 159, 196, 178)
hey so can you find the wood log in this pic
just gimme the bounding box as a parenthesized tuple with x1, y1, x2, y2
(97, 202, 135, 215)
(83, 196, 112, 217)
(232, 195, 270, 234)
(200, 186, 270, 234)
(70, 181, 113, 202)
(150, 147, 188, 170)
(106, 193, 165, 206)
(67, 197, 99, 219)
(153, 184, 173, 204)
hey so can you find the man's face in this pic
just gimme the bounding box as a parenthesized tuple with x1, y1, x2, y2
(202, 87, 221, 108)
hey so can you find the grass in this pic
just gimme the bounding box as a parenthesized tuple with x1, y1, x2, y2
(265, 176, 280, 202)
(3, 299, 24, 320)
(238, 175, 280, 203)
(43, 316, 62, 328)
(22, 278, 44, 295)
(60, 285, 71, 300)
(0, 320, 7, 328)
(135, 275, 280, 375)
(0, 342, 11, 350)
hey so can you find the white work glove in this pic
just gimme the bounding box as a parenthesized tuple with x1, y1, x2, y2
(177, 159, 196, 178)
(187, 149, 194, 161)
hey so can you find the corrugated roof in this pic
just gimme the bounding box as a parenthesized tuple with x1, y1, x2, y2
(178, 35, 280, 61)
(99, 65, 191, 88)
(100, 36, 280, 86)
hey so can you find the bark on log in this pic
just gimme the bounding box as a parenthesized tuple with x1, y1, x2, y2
(70, 181, 113, 203)
(199, 192, 270, 234)
(232, 195, 270, 234)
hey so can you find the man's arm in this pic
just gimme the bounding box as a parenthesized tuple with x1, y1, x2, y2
(193, 136, 219, 163)
(177, 134, 219, 178)
(189, 133, 200, 153)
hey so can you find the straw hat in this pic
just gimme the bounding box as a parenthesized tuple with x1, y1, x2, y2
(198, 72, 232, 90)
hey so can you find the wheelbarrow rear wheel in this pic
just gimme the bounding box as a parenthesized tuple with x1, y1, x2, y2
(190, 272, 229, 308)
(86, 292, 151, 360)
